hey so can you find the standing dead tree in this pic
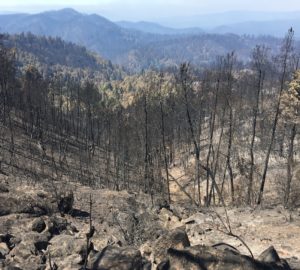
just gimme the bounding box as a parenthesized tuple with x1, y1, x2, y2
(247, 46, 268, 205)
(158, 73, 171, 204)
(179, 63, 202, 206)
(257, 28, 294, 205)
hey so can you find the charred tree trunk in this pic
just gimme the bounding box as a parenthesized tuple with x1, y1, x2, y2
(180, 63, 201, 206)
(248, 69, 263, 205)
(284, 124, 296, 207)
(257, 29, 294, 205)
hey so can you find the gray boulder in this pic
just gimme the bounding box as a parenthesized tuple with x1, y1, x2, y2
(0, 183, 9, 193)
(48, 234, 85, 258)
(90, 245, 144, 270)
(32, 218, 46, 233)
(7, 242, 44, 269)
(160, 245, 291, 270)
(258, 246, 280, 263)
(152, 229, 190, 265)
(47, 216, 69, 235)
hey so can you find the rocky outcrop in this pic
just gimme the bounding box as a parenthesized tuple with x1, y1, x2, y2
(46, 234, 86, 268)
(0, 189, 74, 217)
(89, 245, 147, 270)
(148, 228, 190, 266)
(159, 245, 291, 270)
(0, 182, 298, 270)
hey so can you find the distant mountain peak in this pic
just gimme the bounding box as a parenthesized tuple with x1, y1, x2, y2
(61, 8, 78, 12)
(41, 8, 81, 18)
(49, 8, 79, 14)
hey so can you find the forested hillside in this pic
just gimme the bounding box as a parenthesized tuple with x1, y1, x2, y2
(119, 34, 285, 71)
(3, 33, 124, 81)
(1, 29, 299, 207)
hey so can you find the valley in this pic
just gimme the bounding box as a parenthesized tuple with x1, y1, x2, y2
(0, 4, 300, 270)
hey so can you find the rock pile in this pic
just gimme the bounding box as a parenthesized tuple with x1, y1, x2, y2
(0, 180, 298, 270)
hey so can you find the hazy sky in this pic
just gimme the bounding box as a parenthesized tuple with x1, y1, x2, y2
(1, 0, 300, 21)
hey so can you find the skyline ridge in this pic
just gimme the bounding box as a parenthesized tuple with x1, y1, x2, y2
(0, 7, 299, 36)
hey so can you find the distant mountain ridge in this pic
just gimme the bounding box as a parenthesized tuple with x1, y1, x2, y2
(212, 19, 300, 37)
(116, 21, 204, 35)
(0, 8, 153, 59)
(158, 10, 300, 29)
(0, 8, 296, 71)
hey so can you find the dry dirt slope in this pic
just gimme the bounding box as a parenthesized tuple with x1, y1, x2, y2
(0, 121, 300, 269)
